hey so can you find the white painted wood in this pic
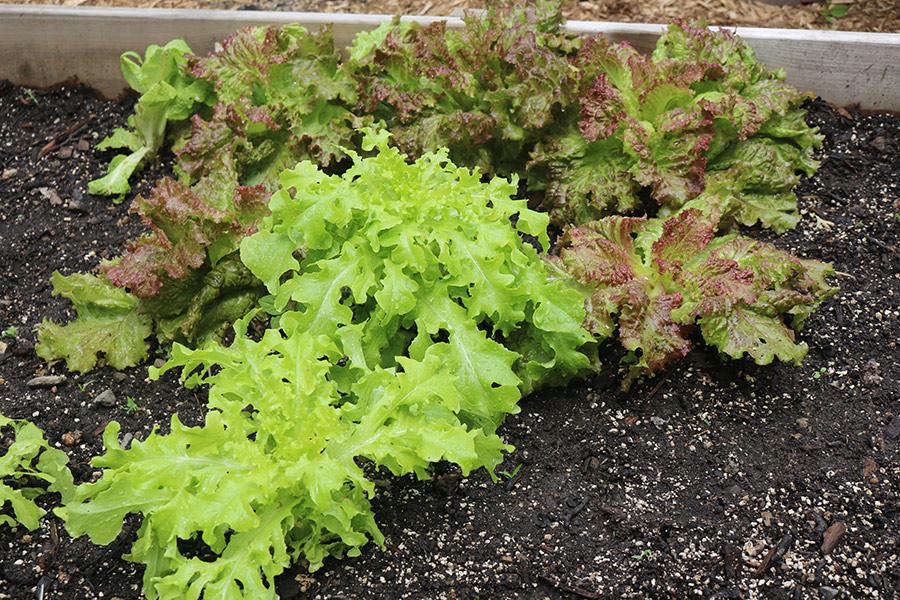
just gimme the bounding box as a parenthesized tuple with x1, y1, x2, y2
(1, 5, 898, 109)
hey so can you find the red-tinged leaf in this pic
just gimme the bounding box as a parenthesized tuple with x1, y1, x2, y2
(535, 22, 819, 228)
(579, 74, 625, 142)
(234, 184, 269, 210)
(675, 256, 757, 317)
(188, 26, 284, 103)
(233, 184, 271, 232)
(559, 217, 644, 286)
(528, 132, 640, 225)
(103, 232, 207, 298)
(702, 237, 801, 287)
(651, 208, 715, 273)
(618, 285, 692, 373)
(244, 105, 280, 131)
(349, 3, 578, 177)
(102, 175, 270, 298)
(177, 109, 233, 179)
(624, 110, 713, 204)
(134, 177, 226, 227)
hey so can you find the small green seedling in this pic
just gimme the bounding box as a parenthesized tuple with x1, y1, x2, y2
(498, 463, 523, 480)
(820, 3, 850, 23)
(22, 89, 39, 105)
(2, 326, 18, 339)
(125, 396, 140, 414)
(631, 549, 653, 561)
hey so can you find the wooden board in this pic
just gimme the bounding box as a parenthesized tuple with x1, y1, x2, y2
(1, 5, 899, 110)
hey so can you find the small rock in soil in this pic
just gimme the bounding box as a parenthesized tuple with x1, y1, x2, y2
(66, 198, 85, 213)
(37, 186, 64, 206)
(885, 415, 900, 440)
(26, 375, 66, 388)
(869, 135, 888, 153)
(1, 167, 16, 180)
(61, 430, 82, 446)
(57, 146, 73, 159)
(863, 456, 878, 479)
(92, 388, 117, 408)
(76, 138, 90, 151)
(112, 372, 127, 382)
(776, 532, 795, 555)
(861, 359, 883, 387)
(819, 586, 840, 600)
(821, 521, 846, 555)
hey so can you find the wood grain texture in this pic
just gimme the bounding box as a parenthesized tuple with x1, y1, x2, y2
(1, 5, 898, 109)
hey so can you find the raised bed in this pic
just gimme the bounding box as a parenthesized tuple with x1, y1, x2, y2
(2, 5, 900, 109)
(0, 6, 898, 600)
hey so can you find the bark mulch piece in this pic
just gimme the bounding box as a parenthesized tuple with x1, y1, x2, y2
(1, 82, 898, 599)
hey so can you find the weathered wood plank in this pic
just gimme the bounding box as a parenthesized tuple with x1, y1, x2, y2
(1, 5, 898, 109)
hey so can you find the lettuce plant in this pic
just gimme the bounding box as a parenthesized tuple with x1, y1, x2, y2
(59, 318, 507, 599)
(241, 130, 593, 400)
(58, 135, 592, 599)
(89, 40, 213, 200)
(100, 24, 363, 302)
(1, 415, 73, 530)
(555, 208, 836, 381)
(178, 24, 361, 185)
(347, 1, 580, 176)
(47, 6, 833, 396)
(529, 22, 821, 231)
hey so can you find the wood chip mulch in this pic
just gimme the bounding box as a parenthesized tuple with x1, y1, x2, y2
(10, 0, 900, 34)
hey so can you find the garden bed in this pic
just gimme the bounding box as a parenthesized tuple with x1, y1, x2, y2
(0, 80, 897, 599)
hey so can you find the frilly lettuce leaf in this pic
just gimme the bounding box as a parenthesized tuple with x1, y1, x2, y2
(1, 415, 74, 531)
(557, 208, 836, 381)
(36, 272, 153, 373)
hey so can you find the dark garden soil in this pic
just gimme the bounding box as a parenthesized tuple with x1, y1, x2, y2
(0, 81, 898, 600)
